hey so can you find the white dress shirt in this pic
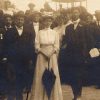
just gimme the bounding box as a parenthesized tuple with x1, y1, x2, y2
(16, 26, 23, 36)
(33, 22, 39, 35)
(5, 25, 12, 31)
(73, 19, 80, 30)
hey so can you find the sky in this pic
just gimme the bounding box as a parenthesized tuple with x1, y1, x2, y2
(10, 0, 100, 13)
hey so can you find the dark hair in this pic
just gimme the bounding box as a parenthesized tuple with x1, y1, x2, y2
(71, 7, 80, 13)
(40, 16, 54, 23)
(4, 14, 13, 19)
(14, 11, 24, 19)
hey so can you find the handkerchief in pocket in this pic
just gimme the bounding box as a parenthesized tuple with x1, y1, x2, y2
(89, 48, 100, 58)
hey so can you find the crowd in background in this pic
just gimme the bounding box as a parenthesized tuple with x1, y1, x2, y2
(0, 1, 100, 100)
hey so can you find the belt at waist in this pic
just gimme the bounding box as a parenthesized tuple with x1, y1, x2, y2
(40, 44, 53, 47)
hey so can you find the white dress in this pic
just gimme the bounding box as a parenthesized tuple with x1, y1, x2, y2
(29, 28, 63, 100)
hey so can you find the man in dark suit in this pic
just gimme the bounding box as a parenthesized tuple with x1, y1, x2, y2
(3, 11, 35, 100)
(94, 10, 100, 49)
(62, 8, 96, 100)
(0, 14, 14, 98)
(90, 10, 100, 87)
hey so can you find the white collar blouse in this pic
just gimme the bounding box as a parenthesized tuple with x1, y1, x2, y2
(35, 28, 59, 53)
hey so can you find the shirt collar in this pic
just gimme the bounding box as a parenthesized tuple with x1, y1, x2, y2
(15, 26, 23, 30)
(5, 25, 12, 29)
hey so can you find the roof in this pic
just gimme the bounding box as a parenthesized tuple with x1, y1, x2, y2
(52, 0, 86, 3)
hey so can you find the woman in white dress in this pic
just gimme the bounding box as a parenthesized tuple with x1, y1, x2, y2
(29, 16, 63, 100)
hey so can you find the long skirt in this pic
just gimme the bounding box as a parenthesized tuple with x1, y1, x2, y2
(28, 53, 63, 100)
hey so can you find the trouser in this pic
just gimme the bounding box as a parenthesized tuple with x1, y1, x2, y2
(7, 60, 34, 100)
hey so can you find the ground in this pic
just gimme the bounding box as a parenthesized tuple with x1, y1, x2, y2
(1, 85, 100, 100)
(62, 85, 100, 100)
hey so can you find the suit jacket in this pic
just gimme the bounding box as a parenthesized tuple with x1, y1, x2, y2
(93, 22, 100, 48)
(63, 21, 95, 59)
(0, 26, 12, 60)
(3, 25, 35, 62)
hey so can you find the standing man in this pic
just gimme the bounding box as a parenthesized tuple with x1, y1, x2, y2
(92, 10, 100, 87)
(0, 14, 14, 98)
(32, 11, 41, 35)
(63, 8, 96, 100)
(3, 11, 35, 100)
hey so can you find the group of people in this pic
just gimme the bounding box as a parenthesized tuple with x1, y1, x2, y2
(0, 2, 100, 100)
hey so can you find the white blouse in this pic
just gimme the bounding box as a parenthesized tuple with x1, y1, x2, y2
(35, 28, 59, 52)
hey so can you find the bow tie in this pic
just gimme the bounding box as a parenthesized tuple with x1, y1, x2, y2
(5, 26, 12, 30)
(17, 27, 23, 30)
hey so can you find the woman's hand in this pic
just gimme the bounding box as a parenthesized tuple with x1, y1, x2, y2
(39, 48, 55, 58)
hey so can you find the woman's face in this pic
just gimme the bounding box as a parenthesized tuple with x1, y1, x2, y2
(44, 19, 52, 28)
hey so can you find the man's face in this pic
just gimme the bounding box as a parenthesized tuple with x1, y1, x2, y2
(5, 17, 12, 26)
(72, 9, 80, 21)
(15, 17, 24, 28)
(33, 15, 40, 22)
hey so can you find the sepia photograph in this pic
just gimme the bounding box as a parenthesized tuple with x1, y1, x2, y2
(0, 0, 100, 100)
